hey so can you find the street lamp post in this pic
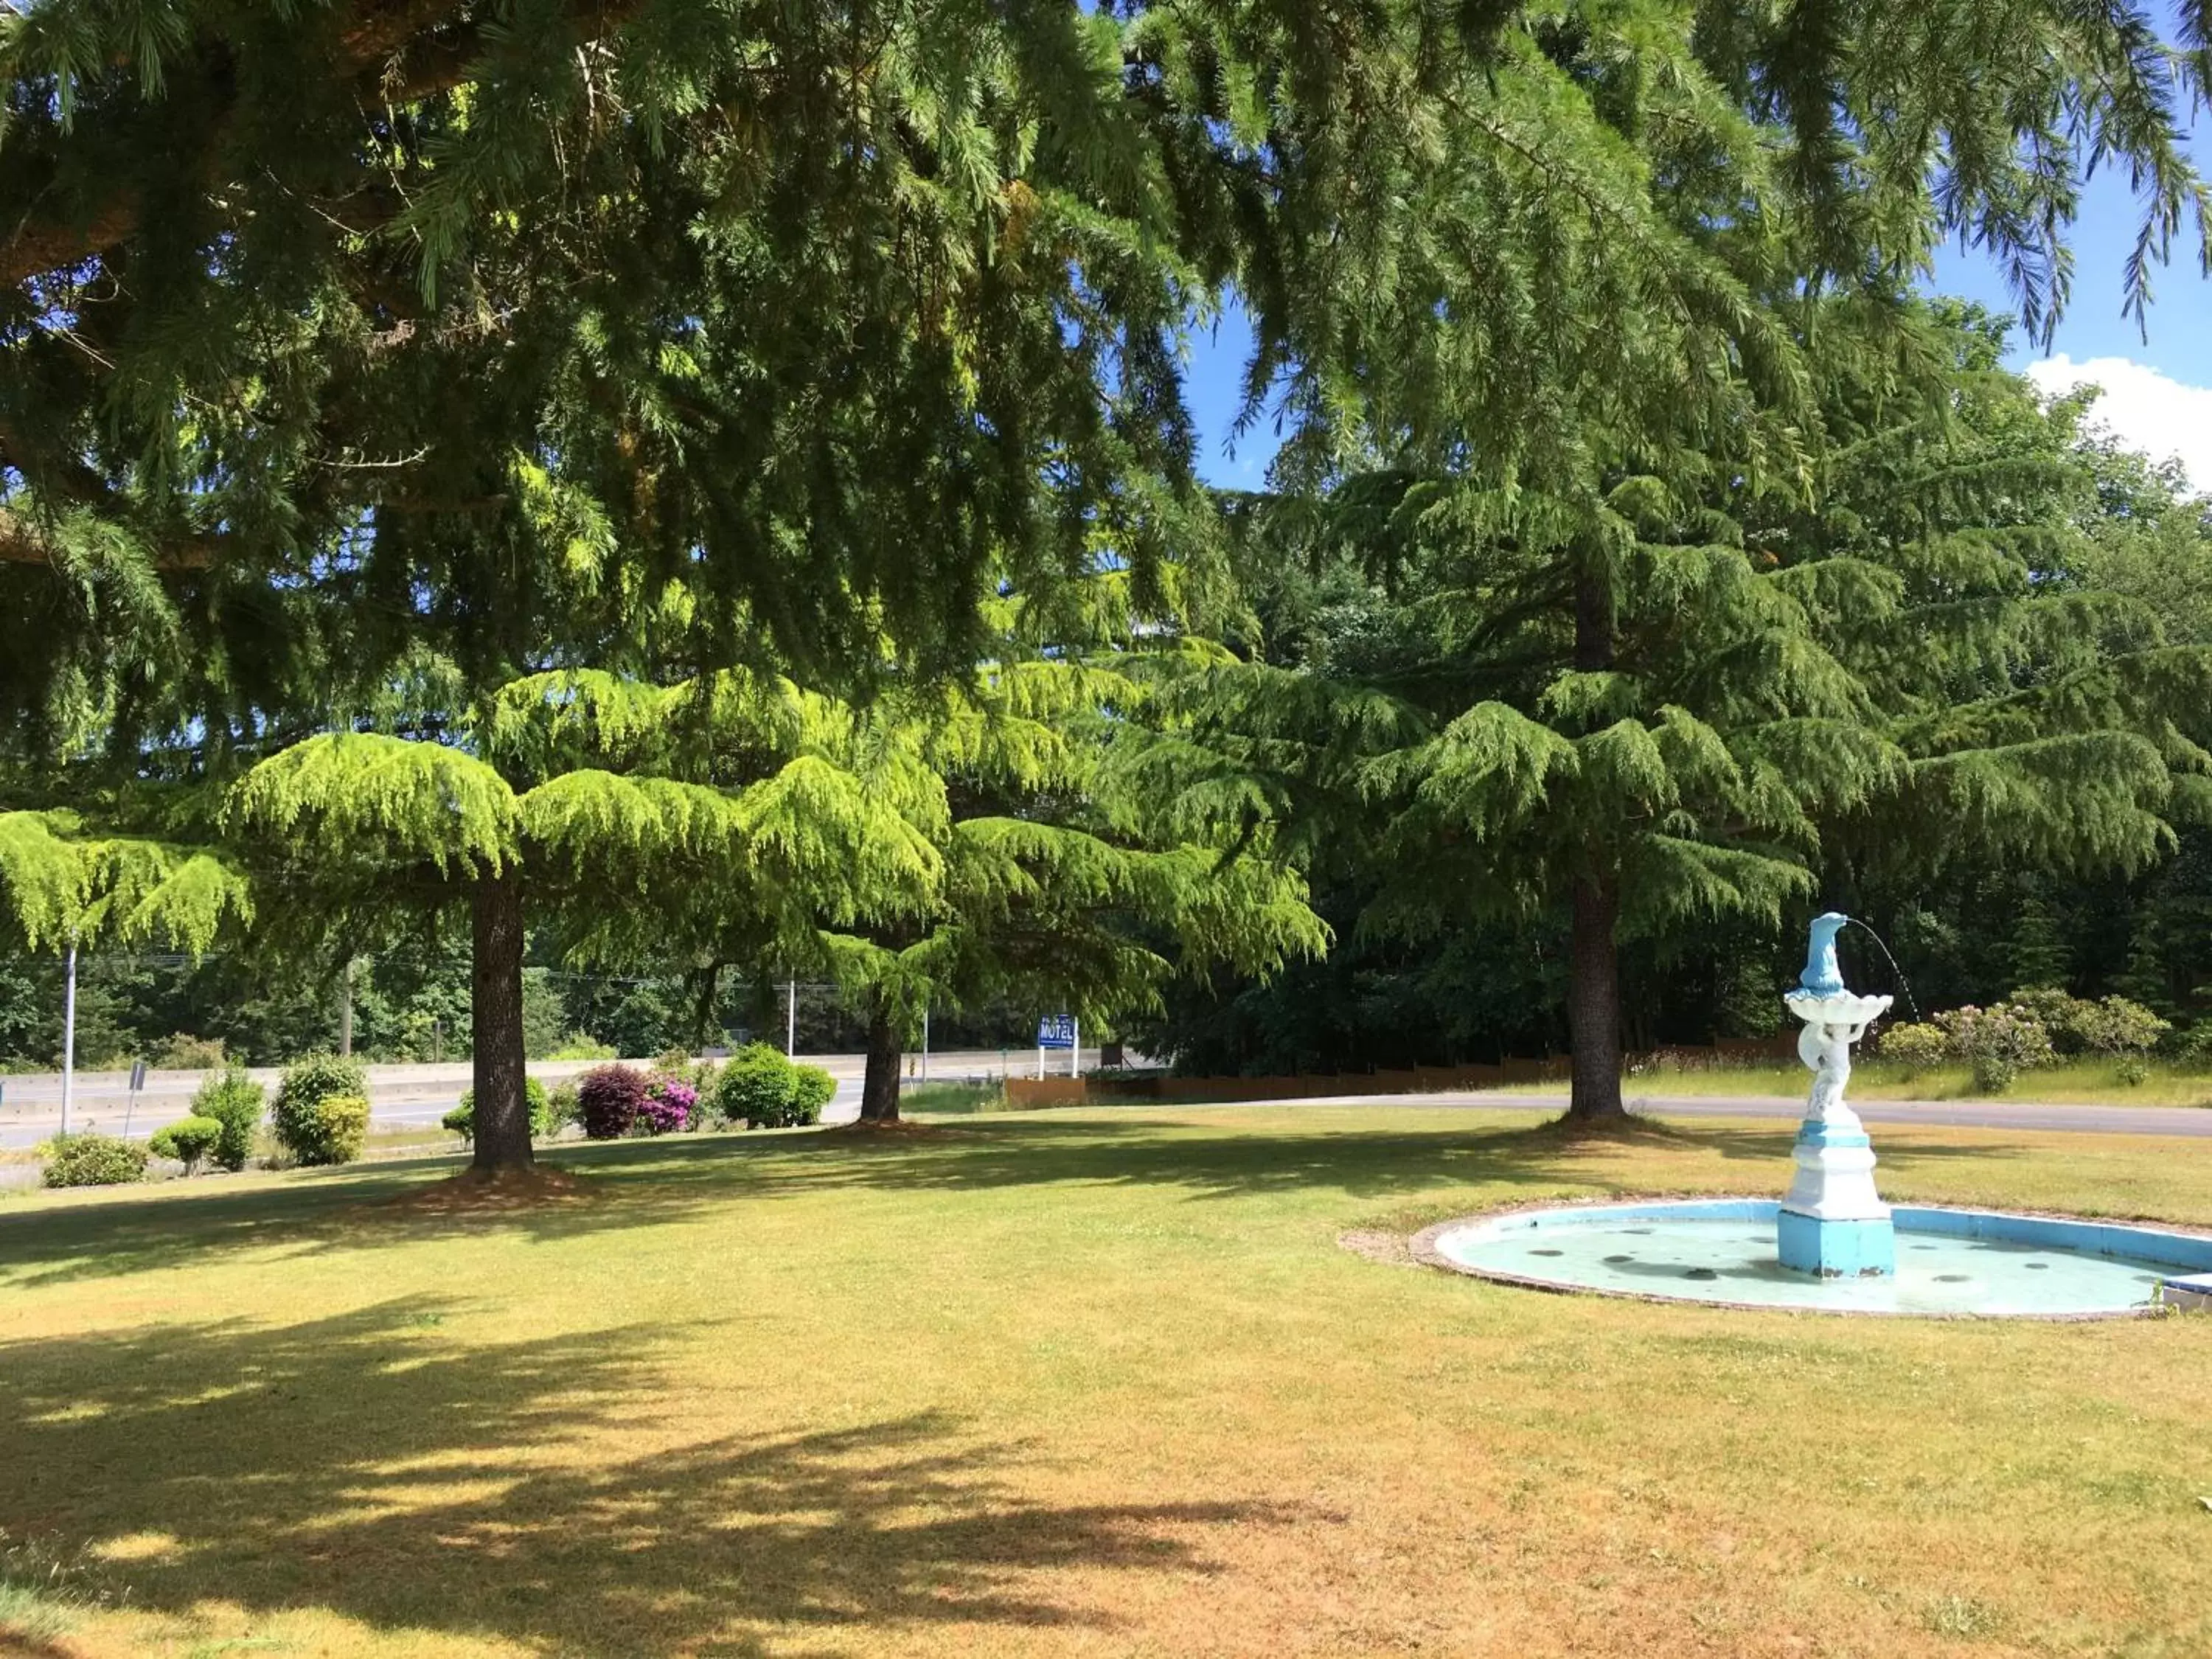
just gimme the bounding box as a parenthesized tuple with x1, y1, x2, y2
(60, 936, 77, 1137)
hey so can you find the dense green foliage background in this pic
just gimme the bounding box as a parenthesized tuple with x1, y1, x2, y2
(1131, 349, 2212, 1075)
(6, 0, 2211, 1123)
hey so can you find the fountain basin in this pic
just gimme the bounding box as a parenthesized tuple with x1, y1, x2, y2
(1414, 1199, 2212, 1318)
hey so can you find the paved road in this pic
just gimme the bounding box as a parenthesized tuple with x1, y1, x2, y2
(0, 1048, 1085, 1148)
(1156, 1089, 2212, 1138)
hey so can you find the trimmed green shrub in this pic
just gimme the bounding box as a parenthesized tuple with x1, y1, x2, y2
(148, 1115, 225, 1172)
(709, 1043, 795, 1126)
(544, 1082, 580, 1135)
(274, 1054, 367, 1135)
(1877, 1021, 1950, 1077)
(191, 1068, 267, 1170)
(274, 1057, 371, 1165)
(2005, 987, 2170, 1065)
(43, 1133, 147, 1187)
(787, 1063, 835, 1124)
(445, 1078, 552, 1144)
(707, 1044, 833, 1127)
(287, 1093, 369, 1165)
(577, 1064, 650, 1138)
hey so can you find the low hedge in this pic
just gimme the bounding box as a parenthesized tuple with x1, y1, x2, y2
(274, 1055, 370, 1164)
(708, 1044, 835, 1128)
(276, 1090, 369, 1166)
(444, 1078, 552, 1144)
(148, 1115, 225, 1172)
(44, 1133, 148, 1187)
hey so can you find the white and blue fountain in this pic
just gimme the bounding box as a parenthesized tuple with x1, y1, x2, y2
(1777, 912, 1894, 1277)
(1414, 913, 2212, 1317)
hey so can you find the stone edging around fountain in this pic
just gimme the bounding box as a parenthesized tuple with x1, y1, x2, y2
(1403, 1195, 2212, 1321)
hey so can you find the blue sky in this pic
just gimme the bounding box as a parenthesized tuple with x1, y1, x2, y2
(1182, 114, 2212, 492)
(1942, 96, 2212, 492)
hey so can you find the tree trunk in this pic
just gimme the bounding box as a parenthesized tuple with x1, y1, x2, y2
(859, 995, 902, 1124)
(471, 869, 535, 1171)
(1573, 560, 1613, 674)
(1568, 874, 1627, 1121)
(337, 956, 357, 1057)
(688, 964, 721, 1052)
(1566, 554, 1626, 1121)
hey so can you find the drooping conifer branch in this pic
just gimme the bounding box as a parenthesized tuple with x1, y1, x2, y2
(0, 0, 647, 288)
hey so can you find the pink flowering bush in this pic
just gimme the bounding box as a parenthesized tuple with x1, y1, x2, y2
(636, 1074, 699, 1135)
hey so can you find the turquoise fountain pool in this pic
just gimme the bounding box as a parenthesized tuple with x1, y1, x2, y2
(1419, 1200, 2212, 1318)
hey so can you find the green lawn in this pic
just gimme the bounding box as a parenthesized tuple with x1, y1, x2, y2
(897, 1079, 1007, 1113)
(1, 1107, 2208, 1658)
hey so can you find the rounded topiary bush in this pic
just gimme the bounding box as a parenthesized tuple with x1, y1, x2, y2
(296, 1093, 369, 1164)
(709, 1043, 795, 1127)
(44, 1133, 148, 1187)
(787, 1063, 835, 1126)
(274, 1055, 372, 1165)
(446, 1078, 552, 1144)
(274, 1054, 369, 1164)
(706, 1046, 835, 1127)
(149, 1114, 225, 1172)
(576, 1064, 649, 1139)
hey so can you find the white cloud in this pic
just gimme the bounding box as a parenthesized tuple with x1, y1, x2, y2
(2023, 355, 2212, 493)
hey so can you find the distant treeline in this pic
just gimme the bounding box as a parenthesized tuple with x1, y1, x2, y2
(0, 939, 1054, 1071)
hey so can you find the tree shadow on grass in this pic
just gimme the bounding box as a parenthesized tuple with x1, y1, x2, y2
(0, 1300, 1296, 1658)
(1612, 1122, 2037, 1173)
(730, 1113, 2035, 1201)
(0, 1141, 785, 1291)
(0, 1115, 2035, 1293)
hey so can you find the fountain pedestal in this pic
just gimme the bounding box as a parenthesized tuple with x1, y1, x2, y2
(1778, 916, 1894, 1277)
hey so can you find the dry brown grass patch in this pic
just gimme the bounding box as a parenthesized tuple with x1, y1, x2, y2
(383, 1162, 590, 1213)
(1335, 1227, 1419, 1266)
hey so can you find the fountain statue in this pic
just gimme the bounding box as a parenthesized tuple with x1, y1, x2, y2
(1778, 913, 1896, 1276)
(1419, 910, 2212, 1311)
